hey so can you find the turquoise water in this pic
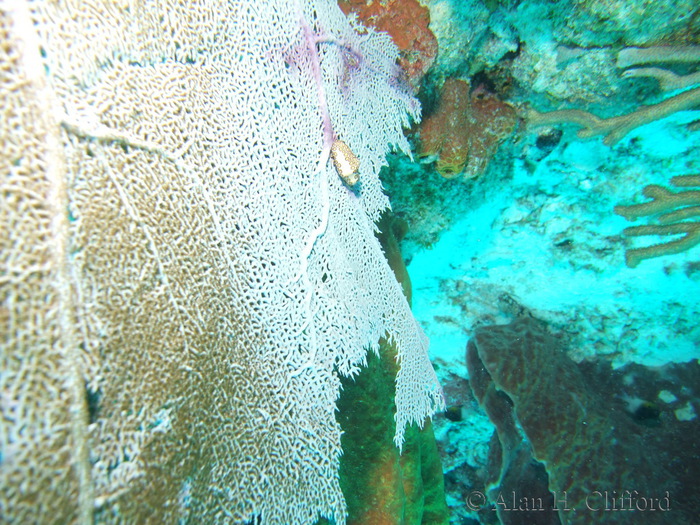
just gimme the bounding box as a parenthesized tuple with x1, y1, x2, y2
(391, 1, 700, 523)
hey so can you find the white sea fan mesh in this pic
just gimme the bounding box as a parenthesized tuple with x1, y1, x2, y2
(0, 0, 444, 524)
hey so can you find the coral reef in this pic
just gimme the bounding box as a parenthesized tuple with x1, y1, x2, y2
(422, 0, 520, 78)
(429, 373, 494, 525)
(383, 4, 700, 520)
(408, 110, 700, 371)
(524, 44, 700, 267)
(380, 3, 700, 260)
(418, 79, 517, 179)
(614, 174, 700, 267)
(558, 0, 700, 47)
(513, 43, 623, 105)
(466, 317, 695, 524)
(378, 150, 485, 262)
(424, 0, 698, 104)
(337, 0, 438, 88)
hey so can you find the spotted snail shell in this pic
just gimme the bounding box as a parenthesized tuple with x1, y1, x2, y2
(331, 139, 360, 186)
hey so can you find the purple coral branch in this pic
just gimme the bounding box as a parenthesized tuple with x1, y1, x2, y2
(293, 8, 363, 285)
(293, 9, 370, 285)
(299, 14, 336, 148)
(299, 23, 367, 146)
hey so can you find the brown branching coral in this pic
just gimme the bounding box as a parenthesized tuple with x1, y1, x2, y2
(419, 79, 517, 179)
(529, 45, 700, 145)
(527, 86, 700, 146)
(617, 45, 700, 67)
(614, 175, 700, 267)
(617, 46, 700, 91)
(528, 47, 700, 269)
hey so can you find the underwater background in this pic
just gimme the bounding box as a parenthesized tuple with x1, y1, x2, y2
(371, 0, 700, 523)
(2, 0, 699, 524)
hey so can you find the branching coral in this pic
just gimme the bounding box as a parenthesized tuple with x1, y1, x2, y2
(621, 68, 700, 92)
(617, 46, 700, 91)
(617, 45, 700, 67)
(527, 86, 700, 146)
(529, 45, 700, 145)
(419, 79, 517, 179)
(614, 175, 700, 267)
(528, 46, 700, 269)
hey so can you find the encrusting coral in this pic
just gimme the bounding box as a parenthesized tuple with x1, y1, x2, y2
(467, 317, 686, 525)
(418, 78, 517, 179)
(614, 174, 700, 267)
(337, 0, 438, 89)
